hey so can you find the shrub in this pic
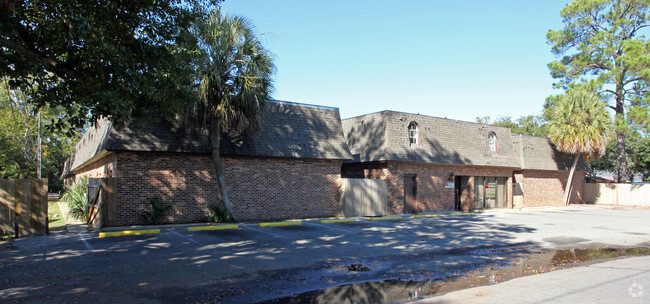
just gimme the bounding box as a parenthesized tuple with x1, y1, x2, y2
(142, 196, 173, 225)
(60, 176, 88, 221)
(207, 200, 232, 223)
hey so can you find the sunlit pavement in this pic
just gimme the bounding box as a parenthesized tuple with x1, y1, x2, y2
(411, 254, 650, 304)
(1, 205, 649, 303)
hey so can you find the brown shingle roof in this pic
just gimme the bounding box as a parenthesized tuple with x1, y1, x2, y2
(512, 134, 590, 171)
(69, 101, 352, 171)
(343, 111, 521, 168)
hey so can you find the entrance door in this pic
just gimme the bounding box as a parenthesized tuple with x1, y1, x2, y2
(485, 177, 497, 208)
(454, 176, 461, 211)
(455, 176, 470, 211)
(474, 176, 507, 209)
(404, 175, 417, 213)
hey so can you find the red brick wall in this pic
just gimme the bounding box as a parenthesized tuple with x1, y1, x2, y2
(73, 153, 116, 181)
(74, 151, 344, 225)
(352, 162, 514, 214)
(517, 170, 586, 207)
(113, 152, 218, 225)
(224, 157, 343, 221)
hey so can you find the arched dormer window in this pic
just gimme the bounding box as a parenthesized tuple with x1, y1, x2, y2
(488, 132, 498, 153)
(408, 122, 419, 147)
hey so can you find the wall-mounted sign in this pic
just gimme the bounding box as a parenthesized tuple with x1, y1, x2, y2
(444, 182, 455, 189)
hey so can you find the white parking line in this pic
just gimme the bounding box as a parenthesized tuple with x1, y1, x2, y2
(243, 226, 287, 238)
(78, 233, 95, 253)
(169, 230, 201, 245)
(303, 221, 353, 233)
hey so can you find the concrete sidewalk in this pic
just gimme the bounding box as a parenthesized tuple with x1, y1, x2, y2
(412, 255, 650, 304)
(56, 201, 88, 234)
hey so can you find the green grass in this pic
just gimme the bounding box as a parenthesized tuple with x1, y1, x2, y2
(48, 201, 68, 233)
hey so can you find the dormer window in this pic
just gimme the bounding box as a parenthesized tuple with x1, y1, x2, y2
(408, 122, 419, 146)
(488, 132, 498, 153)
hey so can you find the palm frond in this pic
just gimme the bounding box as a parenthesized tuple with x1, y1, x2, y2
(548, 88, 613, 160)
(60, 175, 88, 221)
(193, 9, 275, 134)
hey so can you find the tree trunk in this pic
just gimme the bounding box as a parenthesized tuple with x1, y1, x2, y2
(615, 77, 628, 183)
(564, 154, 580, 206)
(209, 123, 236, 220)
(616, 130, 628, 182)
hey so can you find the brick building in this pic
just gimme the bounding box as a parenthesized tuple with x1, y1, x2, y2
(64, 102, 590, 225)
(63, 101, 352, 225)
(341, 111, 588, 213)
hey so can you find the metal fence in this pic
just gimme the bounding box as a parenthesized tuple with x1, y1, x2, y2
(584, 183, 650, 207)
(0, 178, 48, 236)
(341, 178, 387, 217)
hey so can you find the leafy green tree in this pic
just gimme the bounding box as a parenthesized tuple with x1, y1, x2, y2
(1, 78, 82, 191)
(476, 115, 549, 137)
(547, 0, 650, 182)
(628, 136, 650, 181)
(1, 0, 220, 129)
(495, 115, 549, 137)
(548, 89, 613, 204)
(188, 10, 275, 220)
(590, 133, 650, 181)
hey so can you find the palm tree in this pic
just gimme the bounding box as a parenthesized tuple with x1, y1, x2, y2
(548, 89, 612, 205)
(191, 10, 275, 220)
(60, 175, 88, 221)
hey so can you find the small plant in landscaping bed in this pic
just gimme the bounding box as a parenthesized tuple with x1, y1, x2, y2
(60, 176, 88, 221)
(142, 196, 174, 225)
(208, 200, 233, 223)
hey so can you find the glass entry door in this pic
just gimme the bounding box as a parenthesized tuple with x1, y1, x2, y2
(474, 177, 506, 209)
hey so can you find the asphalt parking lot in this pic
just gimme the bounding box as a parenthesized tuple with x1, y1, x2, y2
(2, 206, 650, 303)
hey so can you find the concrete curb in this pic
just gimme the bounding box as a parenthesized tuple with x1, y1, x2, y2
(412, 214, 442, 218)
(93, 210, 484, 238)
(258, 221, 302, 227)
(319, 219, 357, 224)
(100, 222, 211, 232)
(369, 216, 403, 221)
(187, 224, 239, 231)
(449, 212, 476, 216)
(99, 229, 160, 238)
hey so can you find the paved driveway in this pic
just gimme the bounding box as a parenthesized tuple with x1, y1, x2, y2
(1, 206, 649, 303)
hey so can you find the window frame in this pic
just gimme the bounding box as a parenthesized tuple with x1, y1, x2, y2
(488, 132, 498, 153)
(408, 122, 419, 147)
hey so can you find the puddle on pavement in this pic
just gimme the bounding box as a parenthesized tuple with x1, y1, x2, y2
(257, 247, 650, 304)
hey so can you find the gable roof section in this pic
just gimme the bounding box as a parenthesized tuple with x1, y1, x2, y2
(512, 134, 590, 171)
(70, 101, 352, 171)
(343, 111, 520, 168)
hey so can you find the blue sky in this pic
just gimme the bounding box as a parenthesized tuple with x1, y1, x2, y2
(221, 0, 571, 122)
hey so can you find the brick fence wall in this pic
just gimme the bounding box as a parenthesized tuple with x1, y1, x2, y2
(74, 151, 344, 225)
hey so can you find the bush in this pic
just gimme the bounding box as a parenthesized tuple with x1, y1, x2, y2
(142, 196, 173, 225)
(207, 200, 232, 223)
(60, 176, 88, 221)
